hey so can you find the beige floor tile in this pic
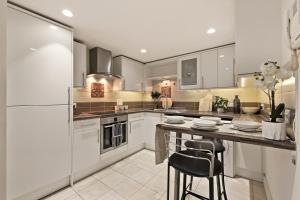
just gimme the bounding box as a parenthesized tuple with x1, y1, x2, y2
(96, 190, 126, 200)
(42, 188, 76, 200)
(74, 177, 98, 191)
(93, 167, 114, 181)
(76, 180, 110, 200)
(130, 168, 155, 185)
(114, 162, 143, 177)
(100, 171, 128, 188)
(129, 186, 162, 200)
(112, 177, 143, 199)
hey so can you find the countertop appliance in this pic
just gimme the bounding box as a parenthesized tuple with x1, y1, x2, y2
(100, 115, 128, 154)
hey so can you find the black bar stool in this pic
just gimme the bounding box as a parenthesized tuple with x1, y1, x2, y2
(185, 138, 228, 200)
(165, 133, 223, 200)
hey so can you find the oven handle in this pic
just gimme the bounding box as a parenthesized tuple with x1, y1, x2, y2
(103, 124, 115, 129)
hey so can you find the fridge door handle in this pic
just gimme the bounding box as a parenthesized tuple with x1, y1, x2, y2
(67, 87, 71, 123)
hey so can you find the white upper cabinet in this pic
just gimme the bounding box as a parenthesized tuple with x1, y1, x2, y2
(7, 8, 72, 106)
(113, 56, 144, 91)
(177, 55, 201, 89)
(200, 50, 218, 88)
(73, 41, 87, 88)
(218, 46, 235, 88)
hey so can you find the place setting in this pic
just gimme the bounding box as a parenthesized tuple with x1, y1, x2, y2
(230, 120, 262, 132)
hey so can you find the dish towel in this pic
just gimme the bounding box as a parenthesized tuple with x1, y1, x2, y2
(155, 126, 170, 164)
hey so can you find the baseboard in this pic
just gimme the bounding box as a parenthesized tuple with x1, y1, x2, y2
(263, 176, 273, 200)
(236, 167, 263, 182)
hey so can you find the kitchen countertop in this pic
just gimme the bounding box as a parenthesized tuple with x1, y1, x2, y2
(74, 108, 296, 150)
(73, 109, 237, 121)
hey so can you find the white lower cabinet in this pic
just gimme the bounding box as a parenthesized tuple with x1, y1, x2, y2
(143, 112, 163, 150)
(73, 118, 101, 173)
(128, 113, 145, 151)
(223, 140, 235, 177)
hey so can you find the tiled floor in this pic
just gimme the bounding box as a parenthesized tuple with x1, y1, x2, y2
(44, 150, 267, 200)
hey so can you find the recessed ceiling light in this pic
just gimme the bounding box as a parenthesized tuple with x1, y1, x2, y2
(29, 48, 37, 51)
(219, 54, 225, 58)
(140, 49, 147, 53)
(62, 9, 73, 17)
(49, 25, 58, 30)
(207, 28, 216, 34)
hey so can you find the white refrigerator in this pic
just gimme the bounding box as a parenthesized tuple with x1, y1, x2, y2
(7, 6, 73, 200)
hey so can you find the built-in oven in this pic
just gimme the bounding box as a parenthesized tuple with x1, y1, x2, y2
(100, 115, 128, 154)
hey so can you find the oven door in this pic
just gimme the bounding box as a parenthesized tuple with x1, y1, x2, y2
(100, 123, 115, 154)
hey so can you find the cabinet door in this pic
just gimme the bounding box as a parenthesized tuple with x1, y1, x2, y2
(7, 8, 72, 106)
(218, 46, 235, 88)
(223, 140, 235, 177)
(7, 106, 71, 199)
(74, 119, 100, 172)
(129, 118, 144, 149)
(122, 57, 144, 91)
(143, 113, 162, 150)
(200, 50, 218, 88)
(73, 41, 87, 87)
(177, 55, 201, 89)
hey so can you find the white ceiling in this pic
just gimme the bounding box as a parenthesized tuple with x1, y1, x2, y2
(11, 0, 235, 63)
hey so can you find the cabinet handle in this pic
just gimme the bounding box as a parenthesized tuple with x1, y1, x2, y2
(123, 80, 125, 90)
(67, 87, 71, 123)
(233, 59, 236, 87)
(82, 72, 85, 87)
(178, 79, 181, 89)
(201, 76, 204, 88)
(98, 128, 100, 144)
(141, 82, 144, 91)
(129, 122, 132, 134)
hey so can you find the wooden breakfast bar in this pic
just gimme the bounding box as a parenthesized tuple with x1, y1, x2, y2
(155, 120, 296, 200)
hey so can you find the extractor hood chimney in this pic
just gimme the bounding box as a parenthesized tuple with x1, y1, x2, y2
(89, 47, 121, 78)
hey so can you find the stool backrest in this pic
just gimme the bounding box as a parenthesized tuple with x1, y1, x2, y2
(164, 132, 215, 177)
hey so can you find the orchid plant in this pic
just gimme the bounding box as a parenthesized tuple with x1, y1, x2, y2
(255, 61, 293, 122)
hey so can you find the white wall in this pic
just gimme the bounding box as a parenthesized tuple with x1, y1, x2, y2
(235, 0, 282, 74)
(0, 0, 6, 199)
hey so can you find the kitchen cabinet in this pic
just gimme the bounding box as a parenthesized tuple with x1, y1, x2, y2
(200, 50, 218, 88)
(73, 118, 100, 173)
(113, 56, 144, 91)
(73, 41, 87, 87)
(218, 46, 235, 88)
(7, 7, 73, 200)
(223, 140, 235, 177)
(177, 55, 201, 89)
(7, 106, 71, 200)
(144, 112, 163, 150)
(128, 113, 145, 151)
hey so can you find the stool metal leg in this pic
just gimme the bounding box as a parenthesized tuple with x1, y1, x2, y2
(221, 152, 228, 200)
(167, 163, 170, 200)
(209, 177, 214, 200)
(217, 175, 222, 200)
(189, 176, 193, 190)
(181, 174, 187, 200)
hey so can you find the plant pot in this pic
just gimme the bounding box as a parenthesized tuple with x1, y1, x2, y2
(217, 108, 224, 113)
(262, 121, 287, 140)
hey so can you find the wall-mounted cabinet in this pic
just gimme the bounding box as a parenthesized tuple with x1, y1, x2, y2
(113, 56, 145, 92)
(218, 46, 235, 87)
(177, 45, 235, 90)
(200, 50, 218, 88)
(73, 41, 87, 88)
(177, 55, 202, 89)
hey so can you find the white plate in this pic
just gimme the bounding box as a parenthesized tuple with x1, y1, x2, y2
(193, 119, 217, 127)
(164, 120, 185, 124)
(200, 116, 222, 123)
(232, 120, 261, 129)
(191, 125, 219, 131)
(230, 125, 261, 132)
(165, 116, 185, 124)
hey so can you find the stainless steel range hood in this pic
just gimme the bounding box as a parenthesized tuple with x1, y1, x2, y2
(89, 47, 121, 78)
